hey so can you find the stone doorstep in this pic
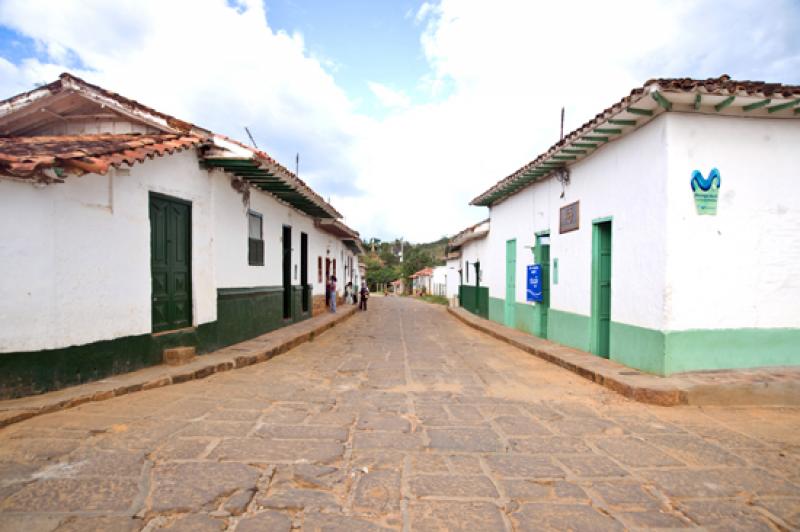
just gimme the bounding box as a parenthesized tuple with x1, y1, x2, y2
(0, 306, 358, 429)
(447, 306, 800, 407)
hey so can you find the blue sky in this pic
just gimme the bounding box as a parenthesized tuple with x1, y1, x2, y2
(264, 0, 432, 116)
(0, 0, 799, 242)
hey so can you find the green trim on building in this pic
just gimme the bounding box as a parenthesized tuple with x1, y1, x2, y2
(459, 285, 489, 318)
(665, 328, 800, 374)
(548, 308, 591, 352)
(488, 297, 538, 337)
(488, 296, 504, 324)
(0, 285, 313, 399)
(609, 321, 666, 375)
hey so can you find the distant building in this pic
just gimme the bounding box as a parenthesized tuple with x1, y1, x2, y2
(447, 219, 490, 315)
(410, 267, 434, 294)
(465, 75, 800, 375)
(0, 73, 362, 398)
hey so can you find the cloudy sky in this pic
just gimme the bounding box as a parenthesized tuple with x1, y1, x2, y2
(1, 0, 798, 242)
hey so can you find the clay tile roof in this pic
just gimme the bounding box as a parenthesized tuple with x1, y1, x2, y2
(0, 133, 204, 182)
(410, 267, 434, 278)
(0, 73, 201, 135)
(472, 75, 800, 207)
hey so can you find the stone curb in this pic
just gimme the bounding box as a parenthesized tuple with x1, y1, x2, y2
(0, 307, 359, 429)
(447, 306, 800, 407)
(447, 306, 689, 407)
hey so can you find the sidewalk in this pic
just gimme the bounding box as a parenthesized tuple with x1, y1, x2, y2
(0, 306, 358, 429)
(448, 306, 800, 407)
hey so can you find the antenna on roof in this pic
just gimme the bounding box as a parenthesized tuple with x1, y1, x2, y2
(560, 107, 565, 140)
(244, 127, 258, 149)
(296, 153, 299, 177)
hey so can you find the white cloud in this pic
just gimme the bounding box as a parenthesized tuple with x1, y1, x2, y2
(0, 0, 798, 243)
(367, 81, 411, 109)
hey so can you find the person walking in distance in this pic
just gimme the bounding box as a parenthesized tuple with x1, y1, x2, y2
(359, 281, 369, 311)
(330, 275, 338, 313)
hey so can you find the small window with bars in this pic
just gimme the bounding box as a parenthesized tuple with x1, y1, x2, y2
(248, 211, 264, 266)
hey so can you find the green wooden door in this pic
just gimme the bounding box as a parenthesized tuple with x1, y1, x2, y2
(537, 236, 551, 338)
(591, 221, 612, 357)
(150, 193, 192, 333)
(505, 239, 516, 327)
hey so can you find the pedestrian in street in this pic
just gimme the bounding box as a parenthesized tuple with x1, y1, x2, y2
(345, 281, 353, 305)
(359, 281, 369, 311)
(330, 275, 338, 313)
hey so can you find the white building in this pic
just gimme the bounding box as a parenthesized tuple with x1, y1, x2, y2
(0, 73, 362, 398)
(447, 219, 490, 315)
(467, 75, 800, 376)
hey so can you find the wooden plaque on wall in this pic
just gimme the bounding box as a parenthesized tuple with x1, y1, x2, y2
(559, 201, 579, 233)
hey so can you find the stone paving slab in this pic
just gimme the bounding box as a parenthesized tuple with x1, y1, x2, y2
(0, 306, 357, 429)
(1, 297, 799, 531)
(448, 305, 800, 407)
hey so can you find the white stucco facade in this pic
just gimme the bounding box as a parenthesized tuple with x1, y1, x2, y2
(663, 113, 800, 331)
(0, 149, 361, 353)
(485, 115, 670, 331)
(470, 110, 800, 374)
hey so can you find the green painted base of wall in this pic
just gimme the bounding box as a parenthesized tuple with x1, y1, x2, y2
(460, 302, 800, 375)
(610, 321, 666, 375)
(665, 328, 800, 374)
(0, 285, 312, 399)
(548, 308, 591, 352)
(488, 297, 504, 324)
(486, 297, 542, 338)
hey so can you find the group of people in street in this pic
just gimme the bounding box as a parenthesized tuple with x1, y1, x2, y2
(326, 277, 370, 313)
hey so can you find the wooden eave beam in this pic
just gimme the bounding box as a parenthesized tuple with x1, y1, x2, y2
(594, 128, 622, 135)
(583, 136, 609, 142)
(608, 119, 636, 126)
(715, 96, 735, 112)
(742, 99, 771, 111)
(651, 90, 673, 111)
(627, 107, 654, 116)
(767, 98, 800, 113)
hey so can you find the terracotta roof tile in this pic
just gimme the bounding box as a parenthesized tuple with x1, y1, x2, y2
(0, 133, 204, 182)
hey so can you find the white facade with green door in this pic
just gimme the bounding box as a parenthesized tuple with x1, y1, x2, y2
(468, 76, 800, 376)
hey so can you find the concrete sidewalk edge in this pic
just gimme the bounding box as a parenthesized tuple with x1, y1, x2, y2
(0, 306, 359, 429)
(447, 306, 800, 407)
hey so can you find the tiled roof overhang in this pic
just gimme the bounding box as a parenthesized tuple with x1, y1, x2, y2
(448, 218, 490, 249)
(0, 134, 204, 182)
(0, 73, 205, 136)
(315, 219, 364, 254)
(471, 75, 800, 207)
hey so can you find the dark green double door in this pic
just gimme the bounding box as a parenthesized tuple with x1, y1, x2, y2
(150, 193, 192, 333)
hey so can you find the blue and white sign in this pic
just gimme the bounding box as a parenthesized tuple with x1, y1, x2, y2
(526, 264, 542, 302)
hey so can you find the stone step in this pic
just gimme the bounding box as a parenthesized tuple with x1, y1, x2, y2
(163, 346, 197, 366)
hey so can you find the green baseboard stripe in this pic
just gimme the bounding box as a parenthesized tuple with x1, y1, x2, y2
(548, 308, 591, 352)
(610, 321, 666, 375)
(665, 328, 800, 374)
(455, 294, 798, 376)
(487, 297, 540, 338)
(0, 285, 313, 399)
(488, 297, 504, 325)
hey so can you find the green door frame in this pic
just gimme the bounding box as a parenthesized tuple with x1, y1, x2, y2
(505, 239, 516, 327)
(535, 233, 550, 338)
(590, 220, 612, 357)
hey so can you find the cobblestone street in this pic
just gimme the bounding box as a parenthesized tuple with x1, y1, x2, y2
(1, 297, 799, 531)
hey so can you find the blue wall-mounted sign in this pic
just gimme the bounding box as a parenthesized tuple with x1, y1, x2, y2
(527, 264, 542, 302)
(691, 168, 721, 215)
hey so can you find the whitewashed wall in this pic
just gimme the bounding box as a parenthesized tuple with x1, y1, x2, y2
(485, 116, 671, 331)
(0, 150, 217, 352)
(445, 257, 460, 297)
(664, 113, 800, 331)
(212, 174, 354, 297)
(459, 237, 489, 286)
(0, 149, 360, 353)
